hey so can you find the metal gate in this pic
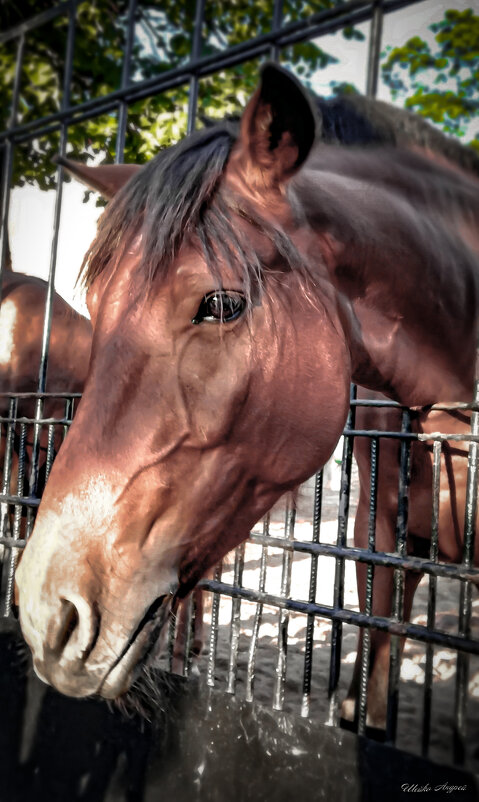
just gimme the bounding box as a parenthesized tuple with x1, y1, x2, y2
(1, 0, 479, 788)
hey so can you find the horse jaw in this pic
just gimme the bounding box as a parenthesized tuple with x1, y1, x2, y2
(15, 258, 350, 699)
(16, 66, 351, 700)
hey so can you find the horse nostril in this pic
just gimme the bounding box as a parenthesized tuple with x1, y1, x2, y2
(56, 600, 80, 653)
(45, 594, 101, 665)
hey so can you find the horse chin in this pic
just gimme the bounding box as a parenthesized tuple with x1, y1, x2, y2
(98, 629, 154, 700)
(98, 594, 171, 700)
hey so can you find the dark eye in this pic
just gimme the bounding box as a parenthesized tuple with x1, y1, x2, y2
(192, 291, 246, 325)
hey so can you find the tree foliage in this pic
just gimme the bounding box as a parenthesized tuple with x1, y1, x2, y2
(381, 8, 479, 151)
(3, 3, 476, 193)
(0, 0, 354, 192)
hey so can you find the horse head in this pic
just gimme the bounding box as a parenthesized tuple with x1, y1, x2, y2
(16, 65, 351, 698)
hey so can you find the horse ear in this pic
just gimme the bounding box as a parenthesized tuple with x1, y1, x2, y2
(54, 156, 142, 199)
(236, 63, 318, 188)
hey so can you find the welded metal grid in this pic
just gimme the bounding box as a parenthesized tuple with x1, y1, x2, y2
(1, 0, 478, 771)
(194, 397, 479, 760)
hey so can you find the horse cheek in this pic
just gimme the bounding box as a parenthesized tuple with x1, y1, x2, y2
(177, 331, 253, 446)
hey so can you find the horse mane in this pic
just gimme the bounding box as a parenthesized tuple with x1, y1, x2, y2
(81, 122, 306, 300)
(319, 93, 479, 177)
(81, 85, 479, 297)
(303, 144, 479, 229)
(342, 94, 479, 177)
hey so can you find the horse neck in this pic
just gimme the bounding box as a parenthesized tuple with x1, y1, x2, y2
(295, 153, 479, 406)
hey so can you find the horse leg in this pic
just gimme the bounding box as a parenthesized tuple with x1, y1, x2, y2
(342, 491, 422, 729)
(362, 569, 422, 730)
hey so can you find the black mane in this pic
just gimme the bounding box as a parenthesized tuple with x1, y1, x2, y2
(82, 120, 308, 302)
(82, 84, 479, 293)
(320, 92, 479, 176)
(83, 124, 236, 288)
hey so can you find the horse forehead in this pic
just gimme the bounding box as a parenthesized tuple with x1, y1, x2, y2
(174, 258, 245, 293)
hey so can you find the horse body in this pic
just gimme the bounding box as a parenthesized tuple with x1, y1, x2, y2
(0, 270, 92, 401)
(0, 268, 92, 519)
(312, 145, 479, 726)
(14, 66, 479, 706)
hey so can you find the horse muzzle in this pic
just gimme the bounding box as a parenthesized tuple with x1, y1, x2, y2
(18, 583, 172, 699)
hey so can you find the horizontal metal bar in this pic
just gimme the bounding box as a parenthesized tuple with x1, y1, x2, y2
(0, 1, 71, 45)
(0, 537, 26, 547)
(344, 428, 479, 442)
(247, 533, 479, 581)
(198, 579, 479, 655)
(0, 394, 473, 412)
(2, 511, 477, 580)
(0, 416, 71, 426)
(0, 0, 424, 144)
(416, 432, 479, 443)
(276, 0, 416, 48)
(350, 399, 479, 412)
(0, 392, 81, 399)
(0, 493, 39, 508)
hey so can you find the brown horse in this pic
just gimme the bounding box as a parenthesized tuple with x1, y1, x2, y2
(2, 247, 202, 675)
(0, 269, 92, 405)
(15, 66, 479, 708)
(0, 262, 92, 613)
(0, 265, 92, 491)
(0, 167, 142, 496)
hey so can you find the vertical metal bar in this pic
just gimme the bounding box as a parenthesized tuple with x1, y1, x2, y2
(226, 542, 245, 694)
(44, 423, 56, 485)
(454, 365, 479, 764)
(116, 0, 137, 163)
(166, 602, 177, 673)
(63, 396, 74, 440)
(0, 398, 17, 615)
(327, 384, 356, 726)
(36, 2, 77, 394)
(358, 435, 379, 735)
(0, 398, 17, 541)
(270, 0, 283, 61)
(386, 407, 412, 744)
(206, 560, 223, 687)
(301, 469, 323, 718)
(12, 423, 27, 538)
(366, 0, 383, 99)
(273, 502, 295, 711)
(245, 514, 269, 703)
(187, 0, 206, 135)
(182, 594, 195, 677)
(25, 398, 42, 539)
(2, 421, 26, 617)
(422, 438, 441, 756)
(0, 33, 25, 303)
(27, 3, 77, 527)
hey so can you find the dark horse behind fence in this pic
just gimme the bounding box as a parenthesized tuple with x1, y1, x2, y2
(0, 262, 92, 609)
(0, 264, 92, 505)
(15, 67, 479, 725)
(0, 268, 92, 408)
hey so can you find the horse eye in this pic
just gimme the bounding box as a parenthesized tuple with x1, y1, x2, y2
(192, 291, 246, 324)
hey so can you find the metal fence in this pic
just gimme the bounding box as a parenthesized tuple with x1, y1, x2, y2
(1, 0, 478, 775)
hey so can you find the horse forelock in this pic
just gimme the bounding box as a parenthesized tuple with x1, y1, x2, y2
(80, 121, 311, 305)
(80, 91, 479, 317)
(81, 124, 234, 289)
